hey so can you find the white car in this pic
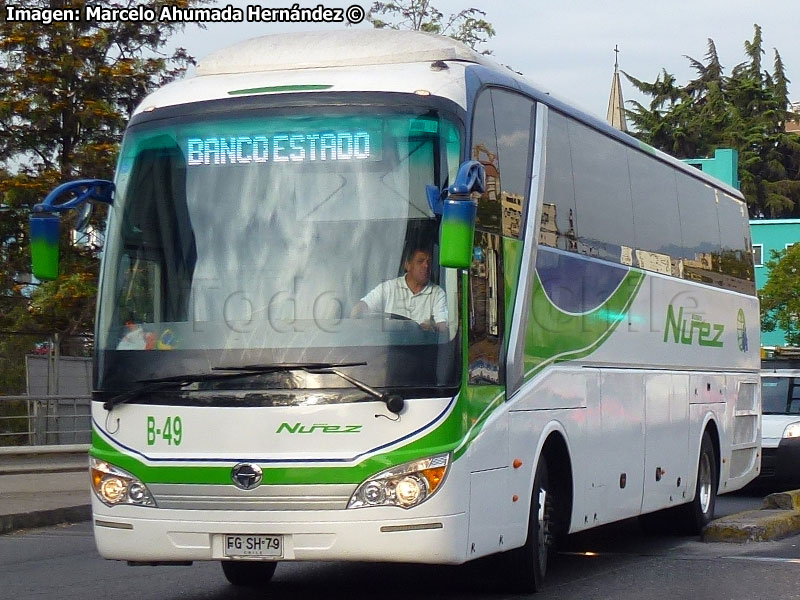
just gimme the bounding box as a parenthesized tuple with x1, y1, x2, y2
(759, 369, 800, 488)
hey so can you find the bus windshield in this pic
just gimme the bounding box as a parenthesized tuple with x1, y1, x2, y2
(96, 99, 463, 397)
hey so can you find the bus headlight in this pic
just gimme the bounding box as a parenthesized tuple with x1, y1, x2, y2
(90, 457, 156, 507)
(348, 453, 449, 509)
(783, 422, 800, 439)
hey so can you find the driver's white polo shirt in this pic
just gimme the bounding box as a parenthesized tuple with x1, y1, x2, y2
(360, 276, 448, 325)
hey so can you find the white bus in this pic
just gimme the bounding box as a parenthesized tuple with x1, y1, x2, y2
(31, 30, 760, 592)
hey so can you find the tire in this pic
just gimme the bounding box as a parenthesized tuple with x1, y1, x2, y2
(221, 560, 278, 587)
(680, 431, 718, 535)
(506, 455, 554, 593)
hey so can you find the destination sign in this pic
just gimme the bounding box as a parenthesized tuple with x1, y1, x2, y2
(186, 131, 373, 166)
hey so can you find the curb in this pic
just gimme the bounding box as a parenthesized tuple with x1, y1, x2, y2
(0, 465, 87, 476)
(703, 489, 800, 543)
(763, 489, 800, 511)
(0, 505, 91, 535)
(0, 445, 89, 456)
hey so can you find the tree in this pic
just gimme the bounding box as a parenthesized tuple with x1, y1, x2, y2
(367, 0, 495, 54)
(624, 25, 800, 218)
(760, 244, 800, 346)
(0, 0, 209, 393)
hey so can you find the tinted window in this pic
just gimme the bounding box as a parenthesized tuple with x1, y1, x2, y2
(628, 149, 680, 276)
(537, 111, 752, 295)
(569, 119, 634, 264)
(471, 91, 501, 234)
(539, 111, 577, 251)
(468, 231, 504, 384)
(491, 90, 534, 238)
(676, 177, 720, 284)
(716, 192, 755, 293)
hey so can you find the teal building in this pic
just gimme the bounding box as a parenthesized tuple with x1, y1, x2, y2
(684, 149, 740, 191)
(749, 219, 800, 347)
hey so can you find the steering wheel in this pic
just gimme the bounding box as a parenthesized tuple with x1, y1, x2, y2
(385, 312, 413, 321)
(362, 311, 414, 321)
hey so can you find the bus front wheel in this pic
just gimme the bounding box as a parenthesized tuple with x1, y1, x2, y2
(221, 560, 278, 587)
(507, 454, 554, 593)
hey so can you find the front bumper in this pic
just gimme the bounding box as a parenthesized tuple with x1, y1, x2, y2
(758, 437, 800, 486)
(92, 497, 469, 564)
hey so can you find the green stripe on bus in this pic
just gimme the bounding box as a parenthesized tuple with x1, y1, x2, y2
(91, 414, 467, 486)
(523, 269, 645, 379)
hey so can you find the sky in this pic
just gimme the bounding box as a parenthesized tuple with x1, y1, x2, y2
(168, 0, 798, 121)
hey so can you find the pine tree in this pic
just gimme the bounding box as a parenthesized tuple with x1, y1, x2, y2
(624, 25, 800, 218)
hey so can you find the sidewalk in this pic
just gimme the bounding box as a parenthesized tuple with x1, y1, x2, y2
(0, 447, 91, 535)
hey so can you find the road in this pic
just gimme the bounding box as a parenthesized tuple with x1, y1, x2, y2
(4, 491, 800, 600)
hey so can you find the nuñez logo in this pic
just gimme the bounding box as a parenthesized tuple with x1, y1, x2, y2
(276, 422, 363, 434)
(663, 305, 724, 348)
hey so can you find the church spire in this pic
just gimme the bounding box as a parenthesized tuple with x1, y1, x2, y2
(607, 45, 628, 132)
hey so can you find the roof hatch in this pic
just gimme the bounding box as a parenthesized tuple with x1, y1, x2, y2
(196, 29, 491, 76)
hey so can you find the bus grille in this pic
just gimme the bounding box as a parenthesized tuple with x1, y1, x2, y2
(148, 483, 357, 511)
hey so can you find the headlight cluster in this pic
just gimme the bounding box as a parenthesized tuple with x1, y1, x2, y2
(783, 422, 800, 439)
(90, 457, 156, 507)
(348, 453, 449, 510)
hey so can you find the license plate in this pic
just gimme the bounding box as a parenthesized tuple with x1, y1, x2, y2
(223, 534, 283, 558)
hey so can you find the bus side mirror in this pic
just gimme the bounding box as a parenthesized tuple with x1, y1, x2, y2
(28, 179, 114, 281)
(439, 160, 484, 268)
(29, 213, 61, 281)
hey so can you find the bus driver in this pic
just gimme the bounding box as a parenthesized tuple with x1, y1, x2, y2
(351, 246, 448, 332)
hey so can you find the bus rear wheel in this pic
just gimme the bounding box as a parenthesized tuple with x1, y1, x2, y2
(221, 560, 278, 587)
(680, 431, 718, 535)
(507, 455, 554, 593)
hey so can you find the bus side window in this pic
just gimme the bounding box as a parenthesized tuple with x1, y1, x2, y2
(676, 177, 721, 285)
(628, 148, 681, 276)
(470, 88, 535, 238)
(491, 90, 534, 238)
(716, 192, 755, 293)
(468, 231, 504, 384)
(568, 118, 634, 263)
(539, 111, 577, 252)
(470, 90, 501, 235)
(468, 90, 509, 385)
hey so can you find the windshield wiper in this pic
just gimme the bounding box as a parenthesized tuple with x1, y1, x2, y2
(213, 361, 367, 373)
(103, 370, 273, 411)
(215, 362, 405, 414)
(104, 362, 405, 414)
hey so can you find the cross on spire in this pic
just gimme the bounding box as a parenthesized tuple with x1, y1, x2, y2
(607, 44, 627, 131)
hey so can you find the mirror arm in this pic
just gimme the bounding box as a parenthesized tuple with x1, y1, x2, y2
(448, 160, 486, 197)
(33, 179, 114, 214)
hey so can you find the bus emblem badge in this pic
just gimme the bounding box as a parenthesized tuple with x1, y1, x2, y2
(737, 309, 748, 352)
(231, 463, 263, 490)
